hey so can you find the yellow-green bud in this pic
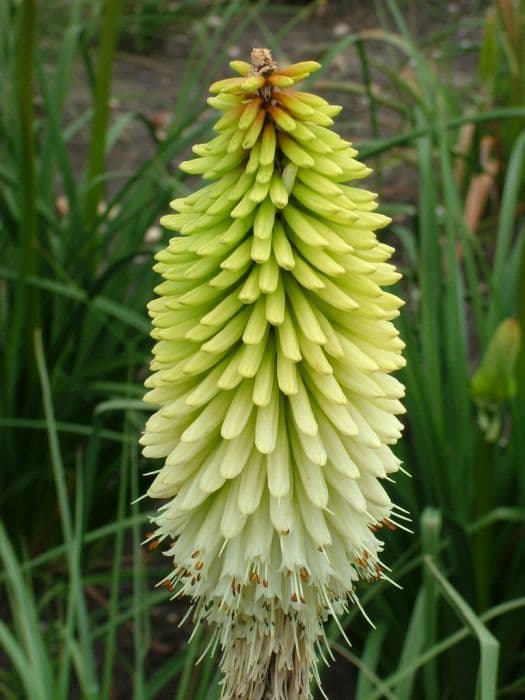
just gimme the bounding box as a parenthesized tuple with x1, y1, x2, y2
(472, 318, 521, 405)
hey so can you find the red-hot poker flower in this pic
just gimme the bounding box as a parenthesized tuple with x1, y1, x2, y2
(141, 48, 407, 700)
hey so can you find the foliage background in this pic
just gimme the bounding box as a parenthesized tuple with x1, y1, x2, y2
(1, 0, 525, 698)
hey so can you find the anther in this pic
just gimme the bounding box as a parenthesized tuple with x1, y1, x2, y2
(146, 534, 160, 551)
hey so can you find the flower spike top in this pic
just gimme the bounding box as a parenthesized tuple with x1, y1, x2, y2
(141, 48, 407, 700)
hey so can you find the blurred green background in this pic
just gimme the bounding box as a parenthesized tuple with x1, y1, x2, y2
(1, 0, 525, 698)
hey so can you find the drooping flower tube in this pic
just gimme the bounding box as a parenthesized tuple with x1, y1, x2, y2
(141, 48, 407, 700)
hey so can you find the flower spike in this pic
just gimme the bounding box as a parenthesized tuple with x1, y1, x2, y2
(142, 48, 406, 700)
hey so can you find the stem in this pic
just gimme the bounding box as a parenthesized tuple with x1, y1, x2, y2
(517, 226, 525, 398)
(7, 0, 38, 408)
(84, 0, 124, 264)
(34, 330, 99, 696)
(421, 508, 442, 700)
(356, 38, 382, 190)
(473, 434, 494, 611)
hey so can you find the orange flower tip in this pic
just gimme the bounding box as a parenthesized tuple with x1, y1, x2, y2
(240, 75, 266, 93)
(267, 74, 295, 88)
(280, 60, 322, 77)
(229, 60, 251, 76)
(278, 92, 315, 117)
(267, 105, 296, 132)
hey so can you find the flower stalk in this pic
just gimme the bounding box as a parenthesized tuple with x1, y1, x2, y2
(10, 0, 38, 402)
(84, 0, 124, 256)
(141, 49, 406, 699)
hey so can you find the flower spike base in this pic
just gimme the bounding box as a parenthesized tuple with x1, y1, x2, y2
(141, 49, 406, 700)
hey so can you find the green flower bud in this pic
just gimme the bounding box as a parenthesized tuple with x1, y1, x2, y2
(472, 318, 521, 405)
